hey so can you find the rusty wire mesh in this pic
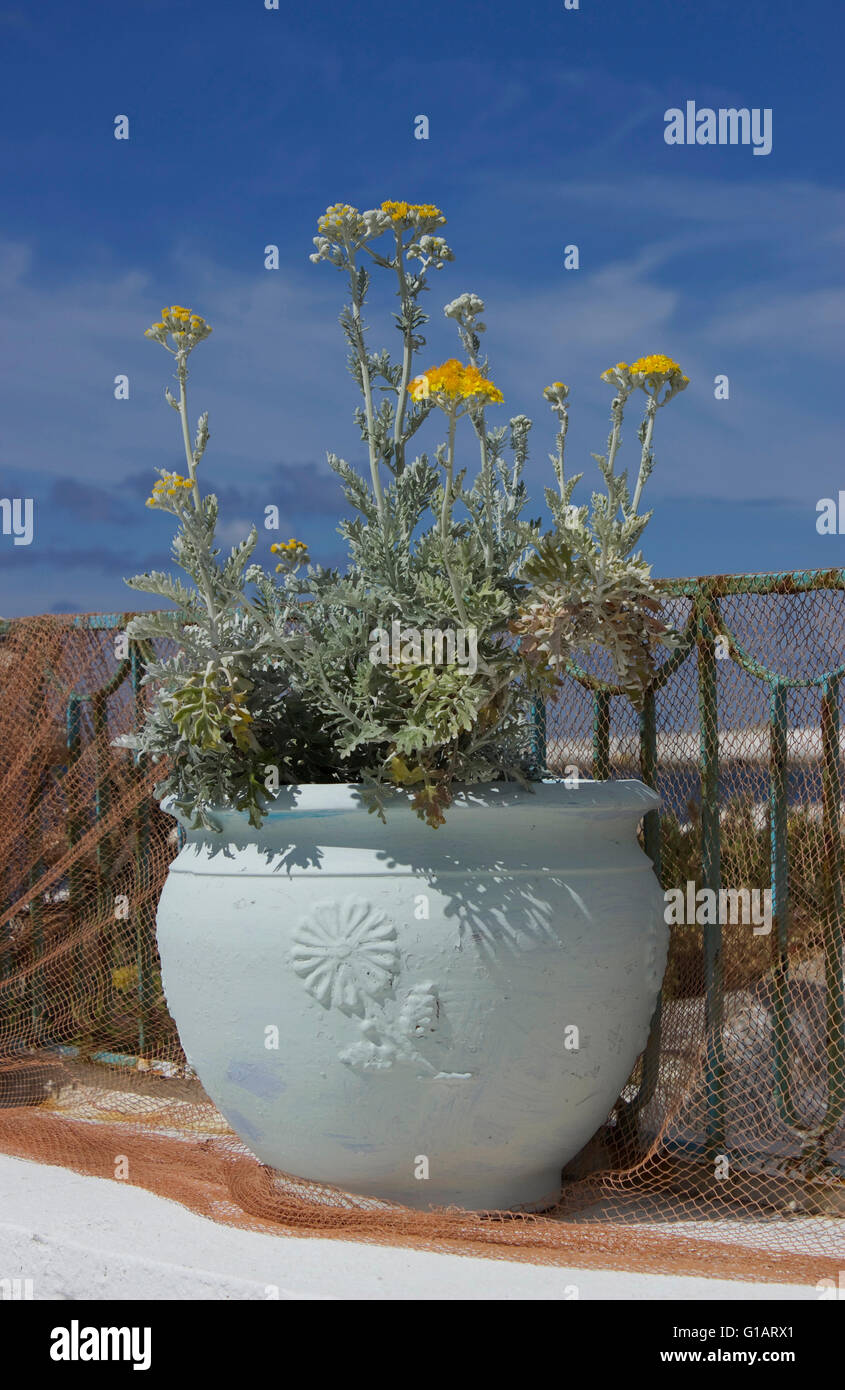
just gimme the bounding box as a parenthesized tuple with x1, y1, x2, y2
(1, 578, 844, 1286)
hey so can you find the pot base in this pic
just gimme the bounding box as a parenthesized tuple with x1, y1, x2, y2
(265, 1164, 565, 1215)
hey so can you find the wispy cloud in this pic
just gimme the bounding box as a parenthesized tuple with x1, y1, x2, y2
(1, 162, 843, 614)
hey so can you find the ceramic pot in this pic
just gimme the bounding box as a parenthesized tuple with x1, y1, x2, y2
(156, 780, 666, 1211)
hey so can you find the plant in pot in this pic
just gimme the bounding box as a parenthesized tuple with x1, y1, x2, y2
(120, 200, 688, 1211)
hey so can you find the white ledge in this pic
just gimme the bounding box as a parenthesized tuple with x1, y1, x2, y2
(0, 1156, 815, 1301)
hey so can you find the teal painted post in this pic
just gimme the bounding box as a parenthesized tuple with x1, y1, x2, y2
(636, 685, 663, 1120)
(770, 677, 845, 1161)
(530, 697, 547, 776)
(769, 681, 789, 960)
(697, 604, 725, 1159)
(769, 681, 800, 1131)
(819, 678, 845, 1144)
(592, 690, 611, 782)
(639, 687, 661, 878)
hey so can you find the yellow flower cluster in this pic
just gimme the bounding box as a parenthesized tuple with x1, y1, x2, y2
(381, 201, 445, 226)
(270, 538, 309, 571)
(543, 381, 570, 404)
(630, 354, 685, 378)
(410, 359, 503, 406)
(601, 355, 689, 393)
(145, 306, 212, 348)
(146, 472, 193, 507)
(270, 538, 308, 555)
(317, 203, 367, 240)
(165, 305, 204, 330)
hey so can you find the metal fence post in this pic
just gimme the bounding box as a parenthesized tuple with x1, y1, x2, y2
(697, 596, 725, 1161)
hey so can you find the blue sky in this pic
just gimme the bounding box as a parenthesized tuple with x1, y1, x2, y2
(0, 0, 843, 616)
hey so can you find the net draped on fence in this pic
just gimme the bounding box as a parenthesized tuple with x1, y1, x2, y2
(1, 571, 844, 1287)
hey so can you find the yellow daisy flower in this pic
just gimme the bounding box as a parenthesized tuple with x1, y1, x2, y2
(630, 354, 684, 378)
(409, 359, 503, 407)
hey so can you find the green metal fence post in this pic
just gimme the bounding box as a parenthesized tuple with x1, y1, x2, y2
(592, 689, 611, 782)
(633, 684, 664, 1124)
(769, 679, 803, 1134)
(819, 676, 845, 1146)
(529, 697, 547, 776)
(639, 686, 661, 878)
(697, 597, 725, 1161)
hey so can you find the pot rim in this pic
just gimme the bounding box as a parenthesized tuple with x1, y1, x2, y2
(161, 777, 660, 830)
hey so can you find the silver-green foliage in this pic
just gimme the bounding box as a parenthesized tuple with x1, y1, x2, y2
(122, 213, 686, 828)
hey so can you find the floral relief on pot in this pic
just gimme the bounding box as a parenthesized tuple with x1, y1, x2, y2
(290, 895, 450, 1076)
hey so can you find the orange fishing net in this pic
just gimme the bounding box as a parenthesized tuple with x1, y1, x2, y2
(1, 579, 843, 1286)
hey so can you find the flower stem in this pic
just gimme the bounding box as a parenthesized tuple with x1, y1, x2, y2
(478, 420, 494, 576)
(393, 231, 413, 473)
(178, 372, 202, 511)
(606, 399, 623, 483)
(177, 366, 220, 644)
(555, 410, 569, 501)
(631, 395, 657, 515)
(440, 408, 471, 629)
(347, 256, 386, 522)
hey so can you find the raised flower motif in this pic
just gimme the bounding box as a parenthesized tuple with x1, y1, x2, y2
(290, 897, 398, 1011)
